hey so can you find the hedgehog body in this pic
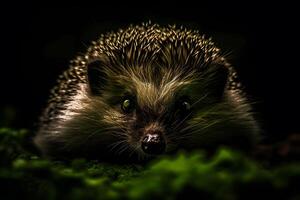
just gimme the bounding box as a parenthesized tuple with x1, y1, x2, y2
(34, 23, 259, 161)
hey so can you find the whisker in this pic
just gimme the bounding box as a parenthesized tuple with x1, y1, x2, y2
(191, 94, 208, 108)
(116, 143, 131, 155)
(172, 112, 193, 131)
(108, 140, 128, 152)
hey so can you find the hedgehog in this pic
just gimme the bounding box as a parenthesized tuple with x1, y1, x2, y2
(34, 22, 260, 162)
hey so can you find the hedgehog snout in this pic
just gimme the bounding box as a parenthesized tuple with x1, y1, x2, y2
(141, 130, 166, 155)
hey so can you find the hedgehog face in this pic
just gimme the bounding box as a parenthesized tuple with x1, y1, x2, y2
(86, 57, 230, 158)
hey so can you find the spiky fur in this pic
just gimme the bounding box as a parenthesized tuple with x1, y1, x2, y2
(34, 22, 259, 161)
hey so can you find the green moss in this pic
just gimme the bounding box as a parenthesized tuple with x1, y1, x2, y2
(0, 128, 299, 200)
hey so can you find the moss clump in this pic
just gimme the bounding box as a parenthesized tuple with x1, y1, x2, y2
(0, 128, 299, 200)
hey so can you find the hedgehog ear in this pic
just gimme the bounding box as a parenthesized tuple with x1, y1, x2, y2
(206, 64, 229, 100)
(87, 60, 108, 96)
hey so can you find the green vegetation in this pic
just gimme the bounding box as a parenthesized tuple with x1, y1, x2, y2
(0, 128, 299, 200)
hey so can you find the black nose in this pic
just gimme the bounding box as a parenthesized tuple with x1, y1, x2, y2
(141, 133, 166, 155)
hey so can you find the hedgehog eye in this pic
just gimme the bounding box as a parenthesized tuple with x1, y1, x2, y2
(181, 101, 191, 111)
(176, 96, 191, 117)
(180, 101, 191, 113)
(121, 98, 135, 113)
(176, 97, 191, 116)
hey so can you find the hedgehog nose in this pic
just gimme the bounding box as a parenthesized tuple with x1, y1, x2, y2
(141, 132, 166, 155)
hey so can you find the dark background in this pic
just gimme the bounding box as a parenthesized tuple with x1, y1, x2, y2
(1, 3, 299, 142)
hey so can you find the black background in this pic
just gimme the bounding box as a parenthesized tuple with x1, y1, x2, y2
(1, 2, 299, 142)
